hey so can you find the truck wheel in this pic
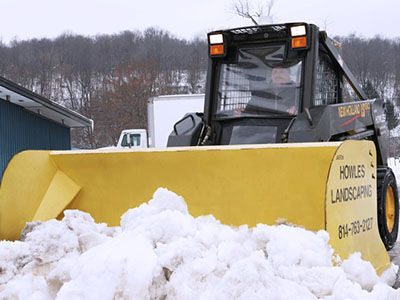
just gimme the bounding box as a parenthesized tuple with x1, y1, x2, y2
(377, 167, 399, 250)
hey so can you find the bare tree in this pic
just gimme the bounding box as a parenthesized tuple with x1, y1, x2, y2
(186, 38, 207, 94)
(232, 0, 276, 25)
(322, 17, 333, 31)
(0, 29, 209, 148)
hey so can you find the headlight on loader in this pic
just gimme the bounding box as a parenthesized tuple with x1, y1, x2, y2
(209, 33, 224, 44)
(290, 25, 306, 37)
(290, 25, 308, 49)
(208, 33, 226, 57)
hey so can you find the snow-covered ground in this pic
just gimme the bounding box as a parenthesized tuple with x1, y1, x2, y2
(389, 157, 400, 180)
(0, 188, 399, 300)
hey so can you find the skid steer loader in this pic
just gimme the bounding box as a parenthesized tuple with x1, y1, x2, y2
(168, 22, 399, 251)
(0, 23, 397, 274)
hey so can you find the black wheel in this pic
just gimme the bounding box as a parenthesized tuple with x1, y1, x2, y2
(377, 167, 399, 250)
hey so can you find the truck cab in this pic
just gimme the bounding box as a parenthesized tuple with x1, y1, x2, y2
(116, 129, 148, 148)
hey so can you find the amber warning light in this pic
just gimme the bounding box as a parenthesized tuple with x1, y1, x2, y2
(290, 25, 307, 49)
(209, 33, 225, 56)
(210, 45, 224, 56)
(292, 36, 307, 48)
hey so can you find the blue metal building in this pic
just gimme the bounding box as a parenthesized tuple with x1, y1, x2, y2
(0, 76, 93, 181)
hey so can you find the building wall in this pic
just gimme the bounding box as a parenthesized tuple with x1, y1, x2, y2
(0, 100, 71, 181)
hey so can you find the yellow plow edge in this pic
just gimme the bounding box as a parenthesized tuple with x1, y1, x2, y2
(0, 140, 390, 273)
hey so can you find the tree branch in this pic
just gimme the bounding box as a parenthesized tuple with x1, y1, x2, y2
(232, 0, 277, 25)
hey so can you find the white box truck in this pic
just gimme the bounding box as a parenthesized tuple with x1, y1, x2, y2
(116, 94, 204, 148)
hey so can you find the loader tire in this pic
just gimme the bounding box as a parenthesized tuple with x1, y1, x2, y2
(377, 167, 399, 250)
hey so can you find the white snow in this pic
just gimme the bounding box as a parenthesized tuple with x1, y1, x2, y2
(389, 157, 400, 181)
(0, 188, 399, 300)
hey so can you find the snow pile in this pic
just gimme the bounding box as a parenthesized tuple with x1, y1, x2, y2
(0, 188, 399, 300)
(388, 157, 400, 180)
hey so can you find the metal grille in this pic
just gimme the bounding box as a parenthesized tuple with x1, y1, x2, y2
(218, 65, 251, 111)
(342, 78, 359, 102)
(315, 54, 338, 106)
(229, 25, 287, 36)
(230, 27, 262, 35)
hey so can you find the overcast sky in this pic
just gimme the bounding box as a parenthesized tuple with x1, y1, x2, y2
(1, 0, 399, 43)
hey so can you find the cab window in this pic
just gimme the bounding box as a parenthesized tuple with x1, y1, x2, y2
(121, 134, 141, 147)
(315, 51, 338, 105)
(216, 45, 303, 118)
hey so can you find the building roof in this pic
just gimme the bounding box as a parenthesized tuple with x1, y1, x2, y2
(0, 76, 93, 129)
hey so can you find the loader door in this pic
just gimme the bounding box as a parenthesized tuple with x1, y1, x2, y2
(214, 46, 303, 119)
(211, 45, 303, 145)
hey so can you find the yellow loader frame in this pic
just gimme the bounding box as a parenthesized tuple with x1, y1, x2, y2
(0, 140, 390, 273)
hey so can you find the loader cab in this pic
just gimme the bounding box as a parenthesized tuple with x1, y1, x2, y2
(201, 22, 368, 146)
(168, 23, 369, 147)
(204, 23, 319, 145)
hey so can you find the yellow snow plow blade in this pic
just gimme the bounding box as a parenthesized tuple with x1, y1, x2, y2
(0, 140, 390, 273)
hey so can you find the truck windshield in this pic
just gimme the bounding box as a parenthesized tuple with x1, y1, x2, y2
(121, 133, 141, 147)
(216, 45, 302, 118)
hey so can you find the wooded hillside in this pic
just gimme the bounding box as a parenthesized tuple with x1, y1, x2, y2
(0, 28, 207, 148)
(0, 28, 399, 148)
